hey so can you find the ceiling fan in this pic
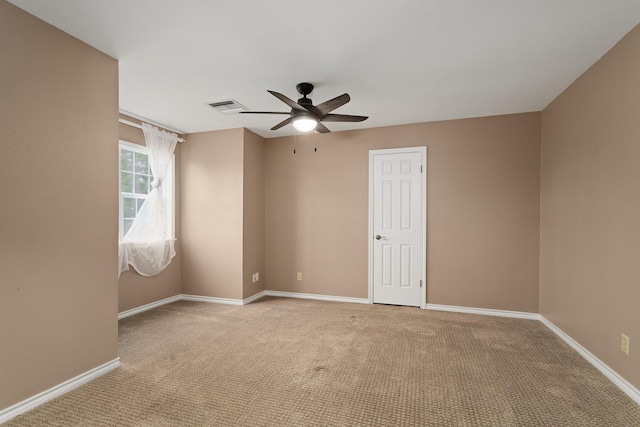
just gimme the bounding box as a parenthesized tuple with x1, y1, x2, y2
(241, 83, 368, 133)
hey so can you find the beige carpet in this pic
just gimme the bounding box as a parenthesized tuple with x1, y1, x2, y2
(5, 297, 640, 426)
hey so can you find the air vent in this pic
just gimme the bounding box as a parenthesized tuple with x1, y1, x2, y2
(208, 99, 247, 114)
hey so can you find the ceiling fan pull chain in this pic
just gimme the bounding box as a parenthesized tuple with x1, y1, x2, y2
(314, 130, 317, 152)
(293, 131, 297, 154)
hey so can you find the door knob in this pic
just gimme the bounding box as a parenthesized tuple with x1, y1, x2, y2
(375, 235, 384, 240)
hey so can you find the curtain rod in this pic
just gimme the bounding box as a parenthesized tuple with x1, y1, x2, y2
(119, 118, 186, 143)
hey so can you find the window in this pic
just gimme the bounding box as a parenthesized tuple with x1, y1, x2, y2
(119, 141, 174, 240)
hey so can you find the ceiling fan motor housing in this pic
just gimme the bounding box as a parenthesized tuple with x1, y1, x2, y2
(296, 82, 314, 96)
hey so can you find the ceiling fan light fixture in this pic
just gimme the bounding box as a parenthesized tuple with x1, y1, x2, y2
(241, 83, 367, 133)
(292, 116, 317, 132)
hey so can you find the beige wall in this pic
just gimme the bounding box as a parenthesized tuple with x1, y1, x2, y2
(181, 129, 244, 299)
(0, 0, 119, 410)
(265, 113, 541, 312)
(117, 116, 182, 312)
(243, 129, 266, 299)
(3, 0, 634, 408)
(540, 24, 640, 389)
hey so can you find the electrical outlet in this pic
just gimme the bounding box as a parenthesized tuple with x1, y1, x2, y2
(296, 272, 302, 281)
(252, 273, 259, 283)
(621, 333, 630, 355)
(255, 272, 259, 281)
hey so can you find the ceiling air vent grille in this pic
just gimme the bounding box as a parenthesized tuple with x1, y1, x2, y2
(208, 99, 247, 114)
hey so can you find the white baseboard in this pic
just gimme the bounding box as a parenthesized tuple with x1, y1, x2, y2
(183, 292, 267, 306)
(118, 292, 265, 319)
(264, 290, 369, 305)
(243, 290, 267, 305)
(118, 295, 182, 320)
(425, 303, 540, 320)
(118, 290, 365, 317)
(180, 294, 244, 306)
(0, 358, 120, 424)
(540, 316, 640, 405)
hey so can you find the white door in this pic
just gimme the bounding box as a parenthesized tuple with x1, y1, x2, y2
(369, 147, 425, 307)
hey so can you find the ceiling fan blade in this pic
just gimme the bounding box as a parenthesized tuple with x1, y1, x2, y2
(240, 111, 290, 115)
(321, 113, 368, 122)
(268, 90, 307, 112)
(314, 93, 350, 116)
(315, 122, 331, 133)
(271, 117, 293, 131)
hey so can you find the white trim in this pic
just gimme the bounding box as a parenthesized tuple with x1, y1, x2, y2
(118, 139, 148, 153)
(119, 110, 186, 137)
(421, 148, 427, 309)
(540, 316, 640, 405)
(117, 289, 366, 319)
(181, 294, 244, 306)
(118, 292, 265, 321)
(368, 151, 374, 305)
(243, 290, 267, 305)
(264, 290, 369, 305)
(425, 303, 540, 320)
(368, 146, 428, 308)
(0, 358, 120, 424)
(118, 295, 181, 320)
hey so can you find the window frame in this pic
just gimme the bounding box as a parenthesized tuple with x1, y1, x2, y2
(118, 140, 175, 241)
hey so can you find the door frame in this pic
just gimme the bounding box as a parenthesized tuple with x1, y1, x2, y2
(368, 146, 427, 309)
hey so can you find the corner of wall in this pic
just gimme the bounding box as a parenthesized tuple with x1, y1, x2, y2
(242, 129, 266, 298)
(180, 128, 245, 300)
(538, 23, 640, 390)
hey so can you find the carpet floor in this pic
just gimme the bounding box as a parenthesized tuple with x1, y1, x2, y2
(5, 297, 640, 426)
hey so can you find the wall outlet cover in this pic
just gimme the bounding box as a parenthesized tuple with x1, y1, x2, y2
(621, 333, 630, 355)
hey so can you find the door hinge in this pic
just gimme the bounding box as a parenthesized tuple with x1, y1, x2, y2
(420, 165, 423, 173)
(420, 280, 423, 288)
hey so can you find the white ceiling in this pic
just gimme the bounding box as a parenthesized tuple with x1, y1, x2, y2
(9, 0, 640, 138)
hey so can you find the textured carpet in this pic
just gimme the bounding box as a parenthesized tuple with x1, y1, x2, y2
(5, 297, 640, 426)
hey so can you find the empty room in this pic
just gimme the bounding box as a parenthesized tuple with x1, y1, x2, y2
(1, 0, 639, 425)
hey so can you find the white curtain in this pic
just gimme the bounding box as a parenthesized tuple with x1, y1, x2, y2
(118, 123, 178, 277)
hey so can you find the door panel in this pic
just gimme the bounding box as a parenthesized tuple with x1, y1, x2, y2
(371, 150, 423, 307)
